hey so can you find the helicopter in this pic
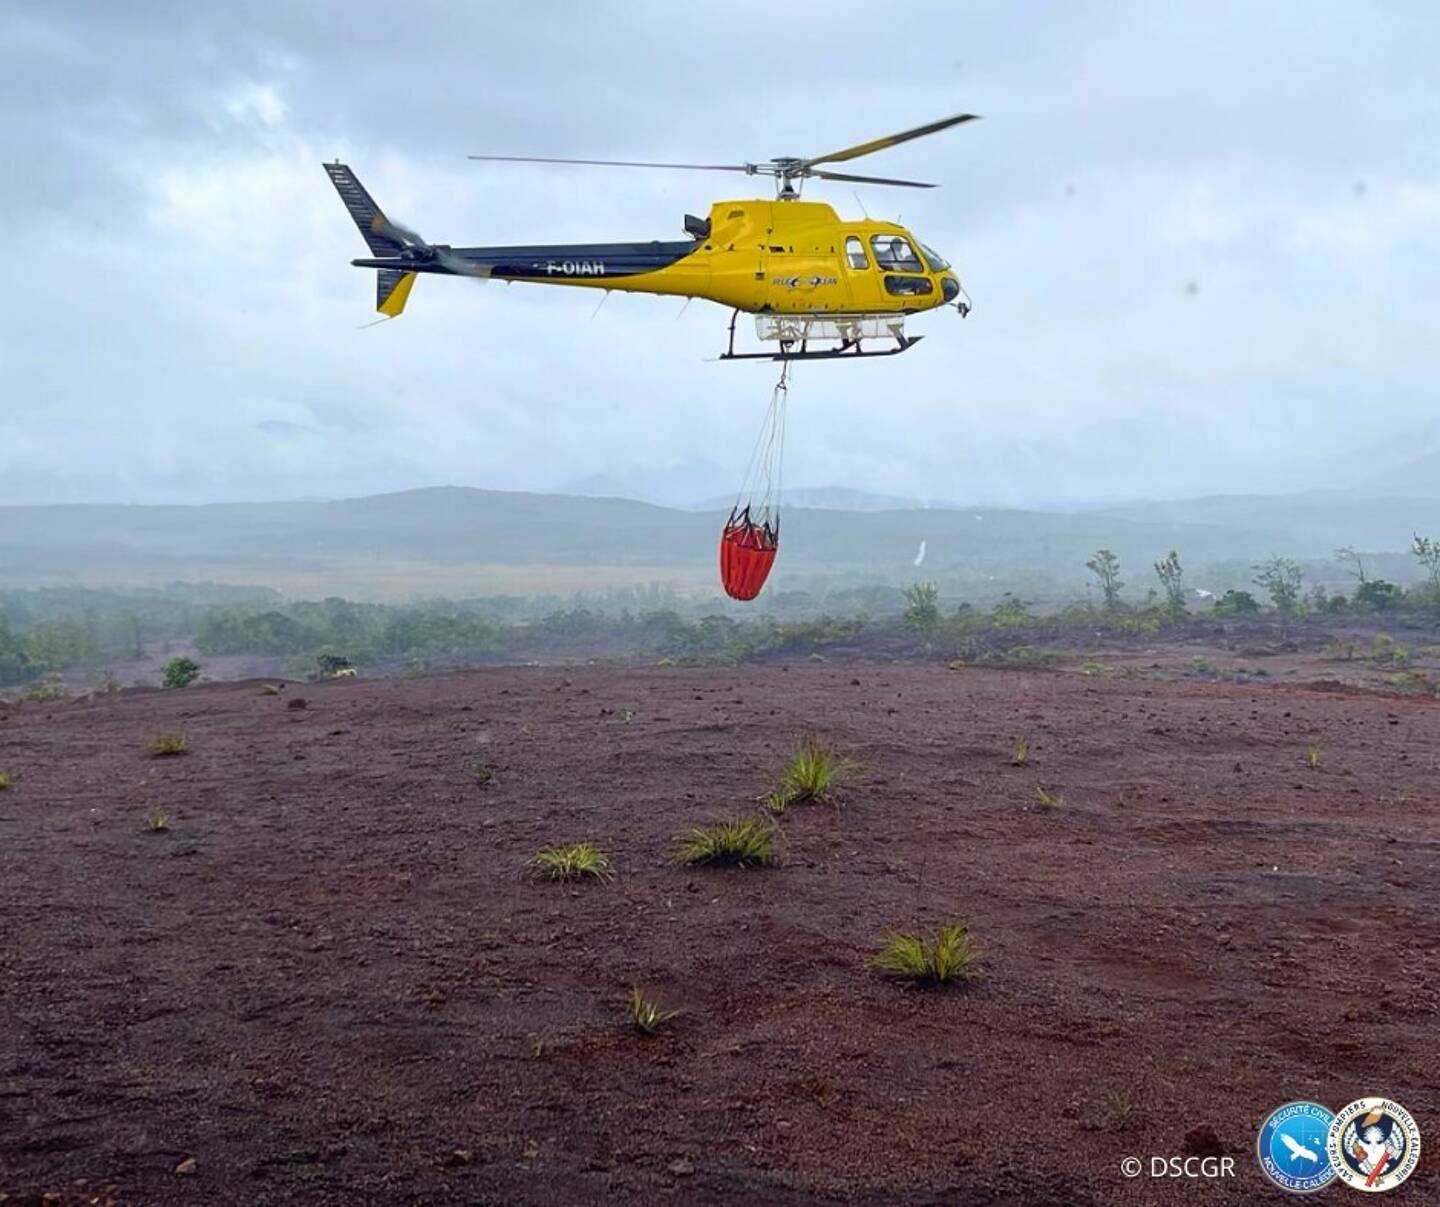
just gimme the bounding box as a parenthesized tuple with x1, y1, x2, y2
(325, 112, 978, 361)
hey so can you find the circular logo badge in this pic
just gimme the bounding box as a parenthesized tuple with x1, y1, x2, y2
(1257, 1101, 1337, 1193)
(1326, 1098, 1422, 1192)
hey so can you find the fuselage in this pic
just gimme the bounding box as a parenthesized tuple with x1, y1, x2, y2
(353, 199, 961, 317)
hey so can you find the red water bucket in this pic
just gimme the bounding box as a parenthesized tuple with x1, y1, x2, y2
(719, 506, 779, 601)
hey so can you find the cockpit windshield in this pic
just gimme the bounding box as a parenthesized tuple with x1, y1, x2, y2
(919, 242, 950, 272)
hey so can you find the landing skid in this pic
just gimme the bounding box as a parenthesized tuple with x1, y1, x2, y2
(719, 336, 923, 362)
(718, 310, 923, 362)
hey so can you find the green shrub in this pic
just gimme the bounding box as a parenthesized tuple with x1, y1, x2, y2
(145, 733, 188, 758)
(902, 582, 940, 632)
(527, 843, 611, 881)
(766, 737, 856, 811)
(627, 986, 681, 1035)
(1034, 786, 1067, 808)
(676, 818, 777, 867)
(161, 657, 201, 689)
(144, 806, 170, 832)
(1212, 589, 1260, 616)
(0, 771, 12, 791)
(1372, 634, 1410, 667)
(22, 679, 65, 703)
(1354, 579, 1402, 611)
(872, 921, 980, 986)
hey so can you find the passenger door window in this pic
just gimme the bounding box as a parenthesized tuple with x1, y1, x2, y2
(870, 234, 924, 272)
(845, 236, 869, 269)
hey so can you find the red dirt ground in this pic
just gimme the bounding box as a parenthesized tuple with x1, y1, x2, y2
(1, 662, 1437, 1204)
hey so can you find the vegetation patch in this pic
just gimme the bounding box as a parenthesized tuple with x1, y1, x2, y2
(144, 807, 170, 832)
(1305, 740, 1324, 769)
(145, 733, 189, 758)
(0, 770, 13, 791)
(766, 737, 856, 811)
(676, 818, 777, 867)
(527, 843, 611, 881)
(161, 656, 201, 689)
(872, 921, 980, 986)
(1034, 786, 1067, 808)
(627, 986, 681, 1035)
(1009, 737, 1030, 766)
(1101, 1088, 1143, 1132)
(22, 679, 65, 703)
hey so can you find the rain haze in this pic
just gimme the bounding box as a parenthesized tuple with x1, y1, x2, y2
(8, 11, 1440, 1203)
(5, 0, 1438, 509)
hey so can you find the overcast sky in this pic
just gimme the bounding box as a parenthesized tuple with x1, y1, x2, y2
(2, 1, 1437, 508)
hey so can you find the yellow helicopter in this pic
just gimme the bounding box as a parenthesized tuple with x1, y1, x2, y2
(325, 113, 977, 361)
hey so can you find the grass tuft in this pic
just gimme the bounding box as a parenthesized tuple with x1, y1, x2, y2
(871, 921, 980, 986)
(144, 807, 170, 832)
(1034, 785, 1066, 808)
(1010, 736, 1030, 766)
(527, 843, 611, 881)
(1101, 1088, 1142, 1131)
(0, 770, 12, 791)
(1305, 740, 1323, 769)
(766, 737, 856, 811)
(258, 683, 283, 696)
(676, 818, 777, 867)
(146, 733, 189, 758)
(628, 986, 681, 1035)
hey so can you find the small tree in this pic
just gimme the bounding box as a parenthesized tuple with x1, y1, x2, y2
(1413, 534, 1440, 606)
(902, 582, 940, 632)
(161, 656, 201, 689)
(1153, 550, 1187, 618)
(1086, 549, 1123, 612)
(1253, 557, 1304, 634)
(1335, 545, 1369, 584)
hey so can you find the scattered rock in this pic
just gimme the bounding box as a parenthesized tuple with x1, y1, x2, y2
(667, 1158, 695, 1176)
(174, 1157, 197, 1176)
(287, 697, 307, 710)
(443, 1148, 475, 1167)
(1182, 1124, 1223, 1157)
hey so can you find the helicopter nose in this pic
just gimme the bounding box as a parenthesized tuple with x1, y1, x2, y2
(941, 275, 960, 304)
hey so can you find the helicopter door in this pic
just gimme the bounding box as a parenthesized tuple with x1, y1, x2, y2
(842, 235, 880, 310)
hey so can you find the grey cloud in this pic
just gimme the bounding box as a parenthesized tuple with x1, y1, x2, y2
(1, 1, 1438, 507)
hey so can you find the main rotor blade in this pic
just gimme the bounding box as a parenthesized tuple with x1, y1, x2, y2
(811, 169, 937, 189)
(468, 154, 753, 173)
(801, 113, 980, 169)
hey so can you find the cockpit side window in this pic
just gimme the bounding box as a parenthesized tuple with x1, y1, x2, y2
(870, 234, 924, 272)
(845, 235, 868, 269)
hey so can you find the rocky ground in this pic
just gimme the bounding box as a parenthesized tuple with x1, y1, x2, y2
(1, 657, 1436, 1204)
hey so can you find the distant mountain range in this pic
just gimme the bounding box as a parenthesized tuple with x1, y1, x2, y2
(3, 485, 1439, 592)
